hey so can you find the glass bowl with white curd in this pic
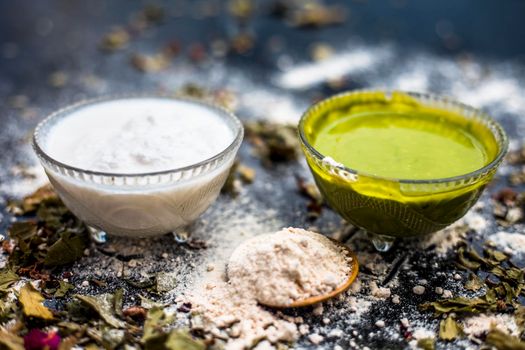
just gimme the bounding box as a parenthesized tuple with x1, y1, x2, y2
(33, 95, 243, 238)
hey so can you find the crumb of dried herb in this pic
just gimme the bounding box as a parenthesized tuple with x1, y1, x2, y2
(131, 52, 171, 72)
(0, 270, 18, 293)
(0, 328, 24, 350)
(48, 71, 68, 88)
(100, 27, 130, 52)
(221, 160, 255, 196)
(416, 338, 435, 350)
(272, 0, 347, 28)
(53, 280, 74, 298)
(464, 273, 483, 291)
(485, 329, 525, 350)
(439, 316, 463, 341)
(175, 83, 238, 112)
(244, 120, 300, 165)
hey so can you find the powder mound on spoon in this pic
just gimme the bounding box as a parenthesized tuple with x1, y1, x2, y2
(227, 227, 353, 307)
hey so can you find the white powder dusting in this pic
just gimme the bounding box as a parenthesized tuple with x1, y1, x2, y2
(188, 228, 353, 349)
(421, 220, 469, 255)
(275, 47, 389, 90)
(462, 314, 519, 337)
(488, 231, 525, 257)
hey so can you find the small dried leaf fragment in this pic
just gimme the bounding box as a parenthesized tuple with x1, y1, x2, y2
(164, 330, 205, 350)
(0, 270, 19, 292)
(131, 52, 171, 72)
(416, 338, 435, 350)
(75, 294, 126, 328)
(19, 283, 54, 320)
(464, 273, 483, 291)
(44, 230, 89, 267)
(485, 329, 525, 350)
(54, 280, 74, 298)
(100, 27, 130, 52)
(0, 328, 24, 350)
(439, 316, 463, 341)
(244, 121, 300, 165)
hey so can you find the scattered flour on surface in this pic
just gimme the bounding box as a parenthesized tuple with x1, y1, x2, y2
(462, 314, 519, 337)
(187, 227, 354, 349)
(488, 231, 525, 257)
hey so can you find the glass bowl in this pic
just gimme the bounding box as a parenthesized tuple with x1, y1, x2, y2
(299, 90, 508, 251)
(33, 95, 243, 238)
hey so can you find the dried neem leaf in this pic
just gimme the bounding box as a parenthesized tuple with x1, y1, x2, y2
(485, 248, 508, 262)
(457, 246, 481, 270)
(7, 186, 89, 270)
(100, 27, 130, 52)
(11, 184, 57, 215)
(272, 0, 347, 28)
(164, 330, 205, 350)
(54, 280, 74, 298)
(114, 288, 124, 317)
(131, 52, 171, 73)
(465, 273, 483, 291)
(44, 230, 89, 267)
(75, 294, 126, 329)
(0, 270, 18, 293)
(485, 329, 525, 350)
(0, 327, 24, 350)
(420, 296, 496, 315)
(221, 160, 240, 196)
(139, 295, 164, 310)
(238, 164, 256, 184)
(244, 121, 300, 165)
(142, 306, 173, 343)
(143, 307, 203, 350)
(439, 316, 463, 341)
(174, 84, 238, 112)
(8, 221, 38, 254)
(19, 283, 54, 320)
(221, 160, 256, 196)
(229, 0, 254, 21)
(416, 338, 435, 350)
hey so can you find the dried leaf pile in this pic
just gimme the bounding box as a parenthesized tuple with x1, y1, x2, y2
(0, 187, 204, 350)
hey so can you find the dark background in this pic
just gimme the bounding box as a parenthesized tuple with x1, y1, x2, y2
(1, 2, 525, 349)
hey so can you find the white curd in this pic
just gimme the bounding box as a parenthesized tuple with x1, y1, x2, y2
(37, 97, 240, 237)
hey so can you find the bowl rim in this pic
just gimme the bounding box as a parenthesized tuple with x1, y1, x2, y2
(298, 89, 509, 184)
(32, 93, 244, 179)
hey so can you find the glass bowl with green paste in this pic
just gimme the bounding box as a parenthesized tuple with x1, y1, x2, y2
(299, 90, 508, 251)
